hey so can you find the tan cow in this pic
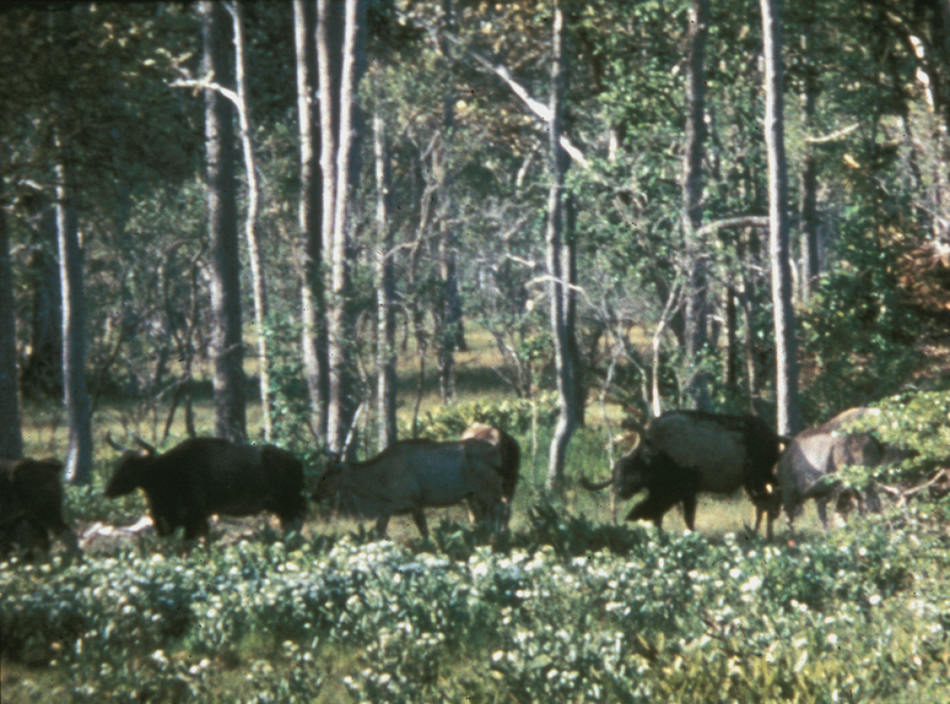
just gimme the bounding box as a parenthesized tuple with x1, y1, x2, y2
(460, 423, 520, 527)
(312, 439, 507, 538)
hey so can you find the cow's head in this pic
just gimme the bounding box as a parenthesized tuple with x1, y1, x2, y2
(612, 443, 654, 499)
(311, 452, 345, 505)
(104, 434, 156, 498)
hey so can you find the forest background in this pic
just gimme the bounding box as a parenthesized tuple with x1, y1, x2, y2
(2, 2, 950, 702)
(1, 0, 949, 481)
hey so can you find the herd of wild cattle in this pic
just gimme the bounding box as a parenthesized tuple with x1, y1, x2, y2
(0, 408, 911, 560)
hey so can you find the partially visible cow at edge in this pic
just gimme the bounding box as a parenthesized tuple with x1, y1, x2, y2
(311, 438, 507, 538)
(1, 457, 81, 560)
(777, 407, 910, 528)
(581, 411, 786, 537)
(460, 423, 520, 526)
(104, 436, 306, 542)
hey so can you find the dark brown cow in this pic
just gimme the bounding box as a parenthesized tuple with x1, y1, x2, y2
(105, 436, 306, 542)
(312, 438, 507, 538)
(0, 457, 80, 560)
(582, 411, 785, 536)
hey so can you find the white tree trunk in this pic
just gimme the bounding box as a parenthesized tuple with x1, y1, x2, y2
(294, 0, 328, 440)
(228, 1, 271, 440)
(545, 0, 579, 491)
(760, 0, 801, 435)
(54, 144, 92, 484)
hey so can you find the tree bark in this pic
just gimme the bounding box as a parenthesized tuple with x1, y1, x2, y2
(319, 0, 365, 453)
(798, 15, 819, 302)
(54, 143, 92, 484)
(545, 0, 579, 491)
(682, 0, 711, 409)
(21, 204, 61, 398)
(0, 182, 23, 458)
(202, 0, 246, 443)
(435, 0, 464, 402)
(759, 0, 801, 435)
(228, 1, 271, 440)
(294, 0, 328, 440)
(373, 100, 397, 450)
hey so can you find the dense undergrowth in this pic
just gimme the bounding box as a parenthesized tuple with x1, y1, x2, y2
(2, 501, 948, 703)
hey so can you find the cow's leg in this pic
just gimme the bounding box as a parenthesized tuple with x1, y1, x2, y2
(627, 495, 674, 528)
(56, 528, 82, 562)
(814, 498, 829, 528)
(278, 512, 303, 535)
(681, 494, 698, 531)
(411, 509, 429, 538)
(375, 514, 390, 536)
(184, 518, 210, 543)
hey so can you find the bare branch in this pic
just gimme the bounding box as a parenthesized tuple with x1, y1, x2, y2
(805, 122, 860, 144)
(438, 31, 590, 168)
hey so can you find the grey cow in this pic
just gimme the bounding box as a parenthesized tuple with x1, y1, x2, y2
(777, 407, 908, 528)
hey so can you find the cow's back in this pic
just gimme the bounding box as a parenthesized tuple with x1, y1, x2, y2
(647, 413, 747, 493)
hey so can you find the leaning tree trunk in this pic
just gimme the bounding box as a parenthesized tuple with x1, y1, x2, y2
(759, 0, 801, 435)
(293, 0, 328, 441)
(0, 182, 23, 458)
(54, 143, 93, 484)
(202, 0, 246, 443)
(682, 0, 711, 410)
(228, 0, 271, 440)
(545, 0, 580, 491)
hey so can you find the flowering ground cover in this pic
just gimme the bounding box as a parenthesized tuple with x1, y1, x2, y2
(2, 502, 947, 703)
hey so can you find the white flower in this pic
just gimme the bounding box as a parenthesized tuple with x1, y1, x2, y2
(741, 576, 763, 593)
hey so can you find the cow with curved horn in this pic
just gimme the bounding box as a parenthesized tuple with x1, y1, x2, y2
(104, 433, 306, 542)
(582, 411, 786, 536)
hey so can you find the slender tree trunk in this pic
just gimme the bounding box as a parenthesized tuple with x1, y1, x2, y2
(682, 0, 711, 410)
(798, 16, 819, 303)
(228, 1, 270, 440)
(54, 144, 92, 484)
(202, 0, 246, 443)
(435, 0, 463, 402)
(294, 0, 328, 440)
(545, 0, 579, 491)
(373, 100, 397, 450)
(21, 205, 61, 398)
(759, 0, 801, 435)
(319, 0, 365, 453)
(0, 183, 23, 458)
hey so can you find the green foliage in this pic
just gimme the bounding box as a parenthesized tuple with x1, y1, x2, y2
(2, 506, 947, 703)
(799, 219, 924, 419)
(405, 392, 560, 440)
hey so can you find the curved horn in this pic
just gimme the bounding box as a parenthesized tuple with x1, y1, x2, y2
(105, 432, 131, 453)
(580, 475, 614, 491)
(132, 435, 157, 455)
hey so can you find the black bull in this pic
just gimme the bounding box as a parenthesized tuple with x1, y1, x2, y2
(104, 436, 306, 541)
(582, 411, 786, 535)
